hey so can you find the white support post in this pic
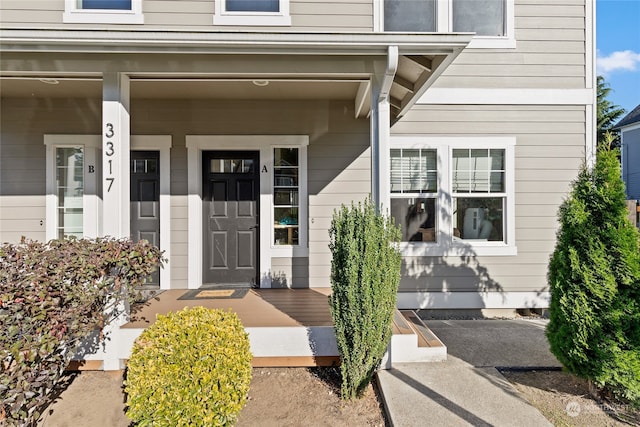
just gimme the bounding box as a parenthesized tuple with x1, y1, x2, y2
(102, 72, 131, 239)
(370, 47, 397, 212)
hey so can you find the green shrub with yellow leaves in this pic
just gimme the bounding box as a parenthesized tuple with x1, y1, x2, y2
(125, 306, 252, 426)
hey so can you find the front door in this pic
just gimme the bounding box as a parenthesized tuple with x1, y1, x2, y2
(130, 151, 160, 287)
(203, 151, 259, 286)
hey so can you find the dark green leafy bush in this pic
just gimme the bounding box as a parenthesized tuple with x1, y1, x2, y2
(0, 237, 163, 425)
(329, 198, 401, 400)
(125, 306, 252, 426)
(547, 146, 640, 404)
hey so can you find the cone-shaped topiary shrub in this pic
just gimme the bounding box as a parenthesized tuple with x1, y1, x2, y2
(329, 198, 401, 400)
(547, 143, 640, 404)
(125, 306, 252, 426)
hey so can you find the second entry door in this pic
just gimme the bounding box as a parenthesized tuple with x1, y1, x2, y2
(130, 151, 160, 287)
(203, 151, 259, 286)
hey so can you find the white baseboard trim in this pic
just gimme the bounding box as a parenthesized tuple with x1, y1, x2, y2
(397, 291, 551, 310)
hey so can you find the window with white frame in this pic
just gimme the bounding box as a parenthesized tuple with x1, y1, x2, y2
(389, 137, 516, 256)
(451, 148, 506, 242)
(56, 147, 84, 239)
(383, 0, 514, 48)
(214, 0, 291, 26)
(273, 147, 300, 246)
(63, 0, 144, 24)
(390, 148, 438, 242)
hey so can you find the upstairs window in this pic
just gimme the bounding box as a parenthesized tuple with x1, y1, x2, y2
(226, 0, 279, 13)
(214, 0, 291, 26)
(81, 0, 132, 9)
(382, 0, 513, 48)
(63, 0, 143, 24)
(385, 0, 436, 32)
(452, 0, 505, 36)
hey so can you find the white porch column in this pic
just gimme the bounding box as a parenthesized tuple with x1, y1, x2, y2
(102, 72, 131, 238)
(371, 46, 398, 212)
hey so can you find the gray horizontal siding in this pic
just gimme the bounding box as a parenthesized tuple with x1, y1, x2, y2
(434, 0, 587, 89)
(394, 104, 585, 295)
(1, 98, 585, 299)
(0, 0, 373, 32)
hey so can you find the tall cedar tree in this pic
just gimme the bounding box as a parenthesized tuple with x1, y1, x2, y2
(547, 142, 640, 403)
(597, 76, 625, 147)
(329, 199, 401, 400)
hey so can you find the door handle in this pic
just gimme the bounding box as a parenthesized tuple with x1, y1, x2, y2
(249, 224, 259, 230)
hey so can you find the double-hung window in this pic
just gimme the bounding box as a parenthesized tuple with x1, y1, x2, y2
(452, 149, 506, 242)
(63, 0, 144, 24)
(389, 137, 516, 256)
(214, 0, 291, 26)
(390, 149, 439, 242)
(383, 0, 514, 48)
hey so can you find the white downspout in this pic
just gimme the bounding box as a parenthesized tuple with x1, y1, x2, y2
(371, 45, 398, 212)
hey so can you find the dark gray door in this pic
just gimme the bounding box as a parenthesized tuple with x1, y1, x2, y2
(203, 151, 259, 286)
(130, 151, 160, 287)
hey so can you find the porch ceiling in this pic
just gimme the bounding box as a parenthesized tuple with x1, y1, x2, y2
(0, 29, 473, 121)
(0, 77, 361, 100)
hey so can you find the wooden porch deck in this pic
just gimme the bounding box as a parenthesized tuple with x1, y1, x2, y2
(124, 288, 334, 329)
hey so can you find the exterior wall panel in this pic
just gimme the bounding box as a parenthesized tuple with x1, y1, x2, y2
(0, 0, 374, 32)
(434, 0, 587, 89)
(393, 104, 585, 293)
(0, 97, 369, 290)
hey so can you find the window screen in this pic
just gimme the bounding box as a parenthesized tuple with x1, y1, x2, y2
(226, 0, 279, 12)
(452, 0, 505, 36)
(384, 0, 436, 32)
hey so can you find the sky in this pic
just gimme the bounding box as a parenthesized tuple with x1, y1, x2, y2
(596, 0, 640, 116)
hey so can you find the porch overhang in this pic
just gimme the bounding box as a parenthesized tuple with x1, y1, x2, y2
(0, 29, 472, 122)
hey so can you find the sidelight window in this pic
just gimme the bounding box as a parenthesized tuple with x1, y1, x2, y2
(273, 147, 299, 246)
(55, 147, 84, 239)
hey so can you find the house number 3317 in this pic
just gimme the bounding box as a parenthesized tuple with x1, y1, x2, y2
(105, 123, 115, 192)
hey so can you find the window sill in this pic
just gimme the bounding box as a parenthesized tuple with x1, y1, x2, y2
(270, 245, 309, 258)
(400, 241, 517, 257)
(213, 14, 291, 26)
(63, 11, 144, 24)
(466, 36, 516, 49)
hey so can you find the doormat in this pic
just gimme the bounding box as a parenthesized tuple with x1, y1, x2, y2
(178, 288, 249, 300)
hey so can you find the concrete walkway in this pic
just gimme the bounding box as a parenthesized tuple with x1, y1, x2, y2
(377, 319, 561, 426)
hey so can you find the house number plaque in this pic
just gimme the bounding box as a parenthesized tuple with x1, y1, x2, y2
(105, 122, 115, 192)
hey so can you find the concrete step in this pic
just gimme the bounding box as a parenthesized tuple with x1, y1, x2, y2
(401, 310, 446, 349)
(387, 310, 447, 366)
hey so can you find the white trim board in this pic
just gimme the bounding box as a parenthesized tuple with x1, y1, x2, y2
(419, 88, 593, 105)
(397, 291, 551, 310)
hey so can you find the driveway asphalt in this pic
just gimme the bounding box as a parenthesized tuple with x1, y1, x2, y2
(377, 319, 561, 426)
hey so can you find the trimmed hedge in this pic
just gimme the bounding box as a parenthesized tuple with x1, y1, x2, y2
(125, 306, 253, 426)
(329, 198, 401, 400)
(0, 237, 163, 425)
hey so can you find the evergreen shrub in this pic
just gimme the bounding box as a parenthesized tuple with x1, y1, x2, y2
(125, 306, 252, 426)
(329, 198, 401, 400)
(547, 146, 640, 404)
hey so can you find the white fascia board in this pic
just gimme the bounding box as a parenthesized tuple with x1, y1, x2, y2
(620, 122, 640, 133)
(419, 88, 594, 105)
(0, 29, 472, 55)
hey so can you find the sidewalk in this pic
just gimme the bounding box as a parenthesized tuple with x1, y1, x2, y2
(377, 319, 560, 426)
